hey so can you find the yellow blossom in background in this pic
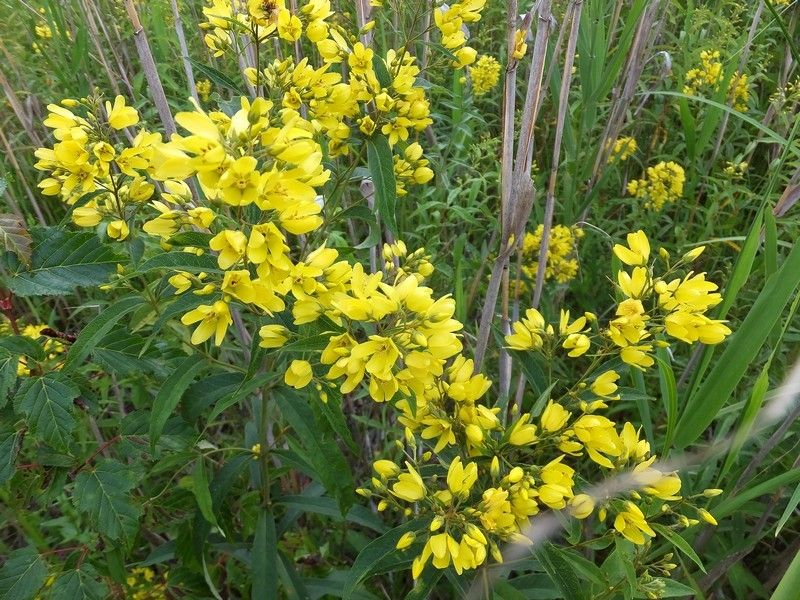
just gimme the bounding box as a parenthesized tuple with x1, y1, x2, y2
(196, 78, 212, 101)
(470, 55, 501, 96)
(627, 161, 685, 211)
(684, 50, 749, 111)
(519, 224, 583, 285)
(609, 136, 637, 162)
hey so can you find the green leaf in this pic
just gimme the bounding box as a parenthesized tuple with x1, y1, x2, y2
(536, 542, 587, 600)
(775, 481, 800, 537)
(49, 565, 109, 600)
(14, 375, 78, 450)
(651, 524, 706, 573)
(0, 335, 45, 361)
(252, 510, 278, 600)
(274, 495, 387, 533)
(0, 547, 47, 600)
(188, 58, 244, 93)
(91, 329, 161, 376)
(655, 351, 678, 452)
(0, 422, 21, 484)
(342, 517, 429, 599)
(149, 356, 206, 449)
(73, 459, 141, 542)
(193, 459, 221, 529)
(0, 349, 18, 408)
(771, 548, 800, 600)
(0, 213, 32, 267)
(137, 252, 222, 274)
(5, 229, 122, 296)
(274, 391, 355, 513)
(675, 240, 800, 448)
(62, 296, 144, 372)
(365, 135, 398, 236)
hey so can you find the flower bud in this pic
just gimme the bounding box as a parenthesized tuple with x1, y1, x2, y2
(396, 532, 415, 550)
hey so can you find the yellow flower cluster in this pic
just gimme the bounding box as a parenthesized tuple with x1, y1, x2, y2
(382, 241, 434, 282)
(684, 50, 749, 111)
(520, 224, 584, 285)
(512, 28, 528, 60)
(393, 142, 434, 196)
(434, 0, 487, 67)
(196, 78, 212, 102)
(627, 161, 685, 211)
(0, 323, 66, 376)
(723, 160, 748, 180)
(608, 136, 638, 163)
(126, 566, 168, 600)
(470, 55, 501, 96)
(34, 95, 156, 241)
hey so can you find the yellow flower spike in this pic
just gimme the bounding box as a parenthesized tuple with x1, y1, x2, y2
(181, 301, 233, 345)
(569, 494, 595, 519)
(284, 359, 313, 389)
(698, 509, 718, 526)
(469, 55, 501, 96)
(396, 532, 416, 550)
(258, 324, 289, 349)
(105, 95, 139, 130)
(613, 230, 651, 266)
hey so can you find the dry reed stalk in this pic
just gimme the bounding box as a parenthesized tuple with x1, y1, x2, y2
(585, 0, 662, 208)
(532, 0, 582, 309)
(474, 0, 552, 374)
(0, 64, 43, 148)
(77, 0, 123, 97)
(123, 0, 177, 136)
(170, 0, 200, 103)
(0, 122, 47, 224)
(86, 0, 136, 96)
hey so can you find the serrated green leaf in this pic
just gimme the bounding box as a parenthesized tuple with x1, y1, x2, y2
(73, 459, 141, 542)
(149, 356, 206, 449)
(62, 297, 144, 372)
(137, 252, 222, 274)
(365, 135, 398, 236)
(0, 350, 18, 408)
(537, 542, 587, 600)
(5, 229, 122, 296)
(0, 421, 21, 484)
(0, 335, 46, 361)
(49, 565, 108, 600)
(0, 213, 32, 267)
(0, 546, 47, 600)
(91, 328, 160, 376)
(14, 375, 78, 450)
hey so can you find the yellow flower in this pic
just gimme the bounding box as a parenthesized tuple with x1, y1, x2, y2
(181, 300, 233, 345)
(391, 462, 426, 502)
(105, 95, 139, 130)
(591, 370, 620, 399)
(218, 156, 260, 206)
(107, 220, 130, 240)
(446, 457, 478, 498)
(507, 413, 537, 446)
(396, 532, 416, 550)
(469, 55, 501, 96)
(285, 359, 313, 389)
(72, 206, 102, 228)
(258, 324, 289, 348)
(614, 502, 655, 545)
(209, 230, 248, 269)
(613, 230, 650, 266)
(698, 509, 718, 526)
(373, 459, 401, 479)
(505, 308, 551, 350)
(569, 494, 595, 519)
(540, 401, 571, 433)
(277, 9, 302, 41)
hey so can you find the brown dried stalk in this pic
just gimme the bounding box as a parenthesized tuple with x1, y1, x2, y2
(123, 0, 177, 136)
(170, 0, 200, 103)
(532, 0, 583, 309)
